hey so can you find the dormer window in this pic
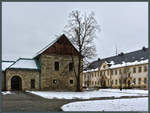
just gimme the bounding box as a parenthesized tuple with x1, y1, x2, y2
(142, 46, 146, 51)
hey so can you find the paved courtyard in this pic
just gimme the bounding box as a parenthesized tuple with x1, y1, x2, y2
(2, 91, 76, 112)
(2, 90, 148, 112)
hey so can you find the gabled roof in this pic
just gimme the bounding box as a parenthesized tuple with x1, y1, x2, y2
(2, 61, 15, 71)
(7, 58, 40, 70)
(33, 34, 80, 58)
(33, 35, 61, 58)
(86, 47, 148, 70)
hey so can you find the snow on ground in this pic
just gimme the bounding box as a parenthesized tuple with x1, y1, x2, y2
(2, 91, 13, 95)
(100, 89, 148, 95)
(27, 89, 148, 99)
(61, 97, 148, 111)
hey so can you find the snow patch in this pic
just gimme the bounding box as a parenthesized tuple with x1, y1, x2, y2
(2, 91, 13, 95)
(83, 68, 98, 73)
(61, 97, 148, 111)
(27, 89, 148, 99)
(109, 59, 148, 69)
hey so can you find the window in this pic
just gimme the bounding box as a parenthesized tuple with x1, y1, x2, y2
(111, 80, 113, 85)
(103, 65, 105, 68)
(133, 78, 136, 84)
(144, 66, 147, 72)
(107, 70, 109, 75)
(123, 68, 126, 73)
(104, 71, 105, 76)
(53, 79, 57, 84)
(133, 67, 136, 73)
(70, 80, 73, 84)
(138, 78, 141, 85)
(69, 63, 74, 71)
(119, 69, 122, 74)
(55, 62, 59, 71)
(144, 78, 147, 84)
(127, 67, 130, 72)
(124, 79, 126, 84)
(115, 80, 117, 85)
(111, 70, 113, 75)
(31, 79, 35, 89)
(138, 67, 142, 73)
(115, 70, 118, 75)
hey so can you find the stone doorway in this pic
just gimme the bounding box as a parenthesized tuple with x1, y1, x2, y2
(11, 76, 22, 90)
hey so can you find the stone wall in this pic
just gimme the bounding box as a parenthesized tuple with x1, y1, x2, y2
(39, 54, 83, 91)
(6, 69, 39, 91)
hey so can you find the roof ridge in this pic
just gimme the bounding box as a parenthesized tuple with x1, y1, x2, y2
(7, 58, 21, 69)
(99, 47, 148, 61)
(2, 60, 15, 62)
(19, 58, 34, 60)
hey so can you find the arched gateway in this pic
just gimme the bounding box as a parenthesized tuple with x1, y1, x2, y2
(11, 76, 22, 90)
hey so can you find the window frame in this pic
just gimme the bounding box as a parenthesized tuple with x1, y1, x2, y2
(69, 62, 74, 72)
(133, 67, 136, 73)
(138, 67, 142, 73)
(55, 61, 59, 71)
(70, 79, 73, 84)
(31, 79, 35, 89)
(144, 66, 147, 72)
(138, 78, 141, 85)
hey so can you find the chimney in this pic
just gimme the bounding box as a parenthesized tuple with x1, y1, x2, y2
(142, 46, 146, 51)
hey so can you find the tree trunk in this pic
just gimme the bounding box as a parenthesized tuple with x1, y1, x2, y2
(76, 77, 81, 92)
(76, 56, 81, 92)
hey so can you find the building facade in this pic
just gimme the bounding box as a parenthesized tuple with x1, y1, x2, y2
(2, 34, 83, 91)
(83, 47, 148, 89)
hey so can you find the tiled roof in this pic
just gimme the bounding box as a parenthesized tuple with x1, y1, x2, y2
(87, 47, 148, 70)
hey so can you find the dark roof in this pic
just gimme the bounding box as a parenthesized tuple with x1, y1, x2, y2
(33, 34, 80, 58)
(87, 47, 148, 70)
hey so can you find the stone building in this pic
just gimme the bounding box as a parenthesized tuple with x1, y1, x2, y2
(83, 47, 148, 89)
(2, 34, 83, 91)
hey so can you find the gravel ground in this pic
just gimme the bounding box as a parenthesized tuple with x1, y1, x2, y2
(2, 91, 148, 112)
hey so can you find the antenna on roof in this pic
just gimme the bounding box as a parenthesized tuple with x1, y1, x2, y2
(115, 44, 118, 56)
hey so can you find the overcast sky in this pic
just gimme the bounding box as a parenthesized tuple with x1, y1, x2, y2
(2, 2, 148, 61)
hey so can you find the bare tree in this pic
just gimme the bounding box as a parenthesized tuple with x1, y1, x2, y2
(64, 10, 100, 91)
